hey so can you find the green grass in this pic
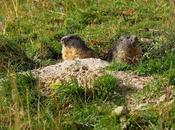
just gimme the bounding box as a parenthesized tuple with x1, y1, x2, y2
(0, 0, 175, 129)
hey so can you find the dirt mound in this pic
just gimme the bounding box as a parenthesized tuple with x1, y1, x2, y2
(32, 58, 153, 95)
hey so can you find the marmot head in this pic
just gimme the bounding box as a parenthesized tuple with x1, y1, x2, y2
(115, 35, 142, 64)
(61, 34, 86, 48)
(118, 35, 139, 48)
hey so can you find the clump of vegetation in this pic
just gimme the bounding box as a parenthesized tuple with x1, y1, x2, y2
(0, 36, 36, 74)
(0, 74, 119, 129)
(0, 0, 175, 129)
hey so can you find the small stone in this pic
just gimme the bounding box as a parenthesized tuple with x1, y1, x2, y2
(111, 106, 128, 116)
(159, 94, 166, 102)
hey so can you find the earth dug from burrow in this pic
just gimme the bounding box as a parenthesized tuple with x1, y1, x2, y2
(32, 58, 153, 95)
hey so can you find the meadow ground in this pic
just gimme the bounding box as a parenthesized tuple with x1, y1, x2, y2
(0, 0, 175, 129)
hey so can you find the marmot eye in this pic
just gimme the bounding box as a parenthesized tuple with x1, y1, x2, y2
(69, 36, 78, 40)
(69, 36, 73, 39)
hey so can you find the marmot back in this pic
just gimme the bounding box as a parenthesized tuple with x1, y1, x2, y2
(109, 35, 143, 64)
(60, 34, 97, 60)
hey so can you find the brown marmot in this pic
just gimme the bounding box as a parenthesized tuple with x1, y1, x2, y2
(110, 35, 143, 64)
(60, 34, 97, 60)
(60, 34, 142, 64)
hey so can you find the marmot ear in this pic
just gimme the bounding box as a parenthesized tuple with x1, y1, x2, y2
(132, 35, 138, 41)
(119, 36, 125, 40)
(133, 36, 139, 44)
(60, 37, 65, 43)
(60, 36, 68, 44)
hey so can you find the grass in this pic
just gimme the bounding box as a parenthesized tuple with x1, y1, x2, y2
(0, 0, 175, 129)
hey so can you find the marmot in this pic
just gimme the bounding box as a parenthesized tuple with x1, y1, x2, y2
(60, 34, 97, 60)
(110, 35, 143, 64)
(60, 34, 142, 64)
